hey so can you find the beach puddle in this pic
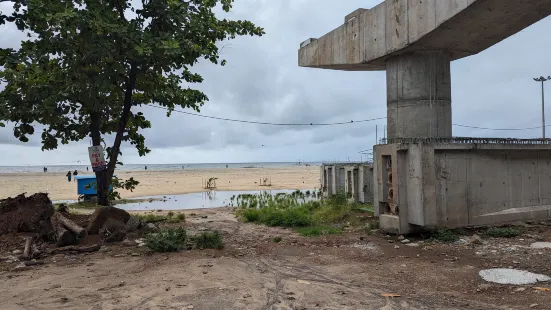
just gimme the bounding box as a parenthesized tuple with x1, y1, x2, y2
(117, 189, 314, 211)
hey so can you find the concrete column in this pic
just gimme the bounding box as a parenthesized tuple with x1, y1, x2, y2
(386, 50, 452, 139)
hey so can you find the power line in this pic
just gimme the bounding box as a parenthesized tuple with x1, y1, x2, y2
(147, 104, 551, 131)
(147, 105, 386, 126)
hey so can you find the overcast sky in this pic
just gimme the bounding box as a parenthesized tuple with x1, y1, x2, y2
(1, 0, 551, 166)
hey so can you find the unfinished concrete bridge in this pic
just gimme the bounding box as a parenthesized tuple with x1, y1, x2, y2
(300, 0, 551, 234)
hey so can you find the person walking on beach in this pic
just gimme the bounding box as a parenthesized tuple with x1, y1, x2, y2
(86, 167, 89, 171)
(43, 167, 47, 173)
(66, 171, 72, 182)
(145, 166, 148, 170)
(73, 170, 78, 181)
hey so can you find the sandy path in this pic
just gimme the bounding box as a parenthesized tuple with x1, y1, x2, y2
(0, 166, 320, 201)
(2, 208, 549, 309)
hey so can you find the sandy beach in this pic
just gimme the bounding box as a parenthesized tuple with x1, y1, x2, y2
(0, 166, 320, 201)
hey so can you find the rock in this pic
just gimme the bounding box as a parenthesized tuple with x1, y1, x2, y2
(87, 206, 130, 234)
(0, 193, 54, 236)
(469, 234, 483, 245)
(131, 253, 140, 257)
(514, 287, 526, 292)
(187, 306, 194, 309)
(394, 245, 400, 249)
(530, 304, 539, 308)
(405, 243, 420, 247)
(121, 239, 135, 247)
(12, 262, 31, 271)
(477, 284, 492, 292)
(243, 293, 252, 298)
(100, 218, 127, 243)
(12, 250, 22, 255)
(146, 223, 159, 231)
(124, 216, 141, 232)
(397, 235, 405, 240)
(479, 269, 551, 285)
(401, 239, 411, 244)
(530, 242, 551, 249)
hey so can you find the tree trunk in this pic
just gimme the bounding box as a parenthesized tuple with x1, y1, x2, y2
(55, 213, 87, 239)
(90, 112, 110, 206)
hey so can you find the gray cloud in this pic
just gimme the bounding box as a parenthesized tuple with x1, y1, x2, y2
(1, 0, 551, 165)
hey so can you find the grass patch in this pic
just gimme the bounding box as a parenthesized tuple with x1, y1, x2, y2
(167, 211, 175, 218)
(296, 226, 343, 237)
(145, 228, 187, 252)
(191, 231, 224, 249)
(273, 236, 283, 243)
(433, 228, 460, 243)
(486, 227, 522, 238)
(235, 192, 368, 235)
(135, 213, 167, 223)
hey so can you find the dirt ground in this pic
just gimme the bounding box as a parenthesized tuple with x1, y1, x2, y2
(1, 208, 551, 310)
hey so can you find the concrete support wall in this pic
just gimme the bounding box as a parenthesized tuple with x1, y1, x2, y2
(320, 164, 374, 204)
(386, 51, 452, 139)
(375, 143, 551, 234)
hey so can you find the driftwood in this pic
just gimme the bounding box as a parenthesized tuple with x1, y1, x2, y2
(56, 213, 87, 239)
(48, 244, 101, 254)
(23, 237, 33, 260)
(54, 225, 77, 247)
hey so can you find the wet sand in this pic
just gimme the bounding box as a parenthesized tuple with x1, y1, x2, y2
(0, 166, 320, 201)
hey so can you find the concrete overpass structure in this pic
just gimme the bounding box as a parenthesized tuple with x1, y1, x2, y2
(300, 0, 551, 234)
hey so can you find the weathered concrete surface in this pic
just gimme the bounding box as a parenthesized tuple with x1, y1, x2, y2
(479, 269, 551, 285)
(299, 0, 551, 70)
(321, 163, 373, 204)
(375, 141, 551, 234)
(387, 50, 452, 139)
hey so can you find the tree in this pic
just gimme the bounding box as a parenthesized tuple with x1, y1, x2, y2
(0, 0, 264, 205)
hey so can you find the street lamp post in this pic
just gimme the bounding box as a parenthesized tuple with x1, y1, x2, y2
(534, 76, 551, 139)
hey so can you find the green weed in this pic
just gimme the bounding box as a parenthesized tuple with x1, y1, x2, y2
(487, 227, 522, 238)
(273, 236, 283, 243)
(434, 228, 460, 243)
(191, 231, 224, 249)
(145, 228, 186, 252)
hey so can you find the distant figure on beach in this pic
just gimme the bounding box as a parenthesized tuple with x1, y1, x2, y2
(43, 167, 47, 173)
(86, 167, 89, 171)
(226, 165, 228, 168)
(73, 170, 78, 181)
(145, 166, 148, 170)
(66, 171, 72, 182)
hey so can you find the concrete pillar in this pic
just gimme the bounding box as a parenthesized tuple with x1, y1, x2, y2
(386, 51, 452, 139)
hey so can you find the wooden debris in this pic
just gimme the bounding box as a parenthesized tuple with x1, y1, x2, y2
(56, 213, 87, 239)
(23, 237, 33, 260)
(48, 244, 101, 254)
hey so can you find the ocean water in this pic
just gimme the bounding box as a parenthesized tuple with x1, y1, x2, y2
(0, 162, 321, 174)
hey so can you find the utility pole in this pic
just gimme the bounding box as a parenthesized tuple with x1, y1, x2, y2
(534, 76, 551, 139)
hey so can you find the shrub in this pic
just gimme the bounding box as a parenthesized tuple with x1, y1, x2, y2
(296, 226, 343, 237)
(487, 227, 521, 238)
(241, 208, 261, 222)
(434, 229, 459, 243)
(273, 236, 283, 243)
(176, 213, 185, 221)
(145, 228, 187, 252)
(167, 211, 175, 218)
(191, 231, 224, 249)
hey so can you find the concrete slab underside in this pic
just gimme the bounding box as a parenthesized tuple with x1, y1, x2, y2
(374, 142, 551, 234)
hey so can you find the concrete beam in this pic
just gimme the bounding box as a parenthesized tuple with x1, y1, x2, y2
(299, 0, 551, 71)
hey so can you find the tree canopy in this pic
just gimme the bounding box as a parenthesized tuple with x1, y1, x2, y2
(0, 0, 264, 204)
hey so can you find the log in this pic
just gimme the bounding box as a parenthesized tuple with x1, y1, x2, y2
(48, 244, 101, 254)
(55, 225, 77, 247)
(56, 213, 87, 239)
(23, 237, 33, 260)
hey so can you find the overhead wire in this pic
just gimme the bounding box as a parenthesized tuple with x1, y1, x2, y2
(146, 105, 550, 131)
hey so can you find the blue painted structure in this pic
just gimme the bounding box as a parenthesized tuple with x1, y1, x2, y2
(74, 175, 114, 200)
